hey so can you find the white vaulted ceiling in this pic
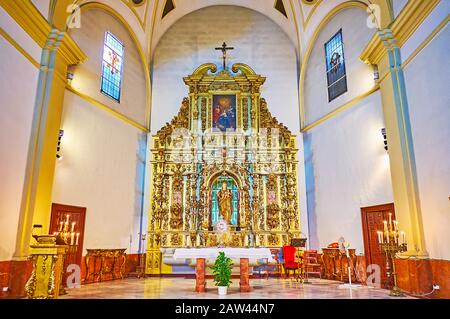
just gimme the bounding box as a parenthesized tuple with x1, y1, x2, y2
(75, 0, 379, 66)
(76, 0, 301, 62)
(150, 0, 299, 56)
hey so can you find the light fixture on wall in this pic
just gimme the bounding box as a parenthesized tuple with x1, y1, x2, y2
(381, 128, 388, 152)
(373, 65, 380, 81)
(66, 65, 75, 85)
(56, 129, 64, 160)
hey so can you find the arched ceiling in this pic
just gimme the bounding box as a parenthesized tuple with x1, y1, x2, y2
(74, 0, 392, 65)
(150, 0, 299, 55)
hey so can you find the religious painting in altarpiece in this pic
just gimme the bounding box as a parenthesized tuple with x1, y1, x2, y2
(146, 63, 301, 274)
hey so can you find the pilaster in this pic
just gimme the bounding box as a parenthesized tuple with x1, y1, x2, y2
(358, 0, 440, 258)
(0, 0, 86, 259)
(374, 29, 427, 257)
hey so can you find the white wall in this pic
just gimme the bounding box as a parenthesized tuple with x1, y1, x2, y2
(151, 5, 299, 133)
(69, 8, 147, 127)
(302, 8, 393, 254)
(392, 0, 408, 18)
(303, 7, 375, 126)
(0, 36, 39, 261)
(400, 0, 450, 67)
(31, 0, 50, 20)
(404, 25, 450, 260)
(52, 92, 146, 254)
(0, 7, 42, 63)
(304, 92, 394, 253)
(51, 8, 149, 255)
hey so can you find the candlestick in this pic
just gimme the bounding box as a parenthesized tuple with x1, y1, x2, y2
(76, 233, 80, 245)
(400, 231, 406, 245)
(70, 232, 75, 245)
(66, 214, 70, 224)
(59, 221, 63, 232)
(393, 220, 399, 232)
(383, 220, 388, 233)
(386, 233, 390, 244)
(388, 213, 392, 230)
(196, 234, 200, 247)
(71, 222, 76, 232)
(186, 235, 192, 247)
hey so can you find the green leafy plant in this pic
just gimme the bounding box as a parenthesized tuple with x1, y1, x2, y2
(211, 252, 233, 287)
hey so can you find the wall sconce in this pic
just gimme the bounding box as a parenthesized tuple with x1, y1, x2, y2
(66, 72, 74, 84)
(381, 128, 388, 152)
(56, 129, 64, 160)
(66, 65, 75, 85)
(373, 65, 380, 81)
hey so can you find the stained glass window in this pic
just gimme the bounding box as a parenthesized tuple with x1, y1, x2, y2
(101, 32, 124, 102)
(324, 29, 347, 102)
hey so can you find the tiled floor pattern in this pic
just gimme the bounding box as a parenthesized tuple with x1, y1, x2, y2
(62, 277, 414, 299)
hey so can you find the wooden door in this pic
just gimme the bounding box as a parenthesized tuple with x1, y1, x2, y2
(361, 203, 395, 287)
(49, 203, 86, 271)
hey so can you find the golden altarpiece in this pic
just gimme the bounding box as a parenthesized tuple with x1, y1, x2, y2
(146, 63, 301, 274)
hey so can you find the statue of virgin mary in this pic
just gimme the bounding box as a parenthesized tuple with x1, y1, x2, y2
(217, 182, 232, 224)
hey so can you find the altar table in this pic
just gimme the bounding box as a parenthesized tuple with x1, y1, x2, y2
(173, 248, 274, 293)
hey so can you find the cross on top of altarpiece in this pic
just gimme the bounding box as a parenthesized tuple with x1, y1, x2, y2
(215, 42, 234, 70)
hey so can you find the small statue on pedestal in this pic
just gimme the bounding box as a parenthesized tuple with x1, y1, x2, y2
(214, 216, 229, 247)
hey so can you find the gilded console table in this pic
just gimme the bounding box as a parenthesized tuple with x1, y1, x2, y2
(321, 248, 357, 282)
(84, 249, 127, 283)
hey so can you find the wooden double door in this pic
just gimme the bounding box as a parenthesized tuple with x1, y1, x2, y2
(361, 203, 395, 287)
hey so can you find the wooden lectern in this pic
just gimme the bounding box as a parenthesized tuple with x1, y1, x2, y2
(25, 234, 68, 299)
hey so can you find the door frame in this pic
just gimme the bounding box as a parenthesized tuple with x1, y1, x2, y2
(360, 203, 395, 275)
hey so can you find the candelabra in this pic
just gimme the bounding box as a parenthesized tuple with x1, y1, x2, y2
(54, 214, 80, 249)
(376, 213, 407, 297)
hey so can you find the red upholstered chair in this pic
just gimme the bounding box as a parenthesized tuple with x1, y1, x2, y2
(282, 246, 300, 279)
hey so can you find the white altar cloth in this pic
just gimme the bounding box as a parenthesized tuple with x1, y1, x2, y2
(173, 248, 275, 262)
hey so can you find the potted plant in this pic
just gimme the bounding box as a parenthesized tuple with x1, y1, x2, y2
(211, 252, 233, 295)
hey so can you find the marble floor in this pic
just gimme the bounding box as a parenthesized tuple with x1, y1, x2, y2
(62, 277, 414, 299)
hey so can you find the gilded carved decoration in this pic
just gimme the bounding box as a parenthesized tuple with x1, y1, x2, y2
(242, 97, 249, 131)
(25, 236, 67, 299)
(170, 165, 185, 230)
(157, 97, 190, 145)
(146, 62, 301, 274)
(201, 97, 207, 132)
